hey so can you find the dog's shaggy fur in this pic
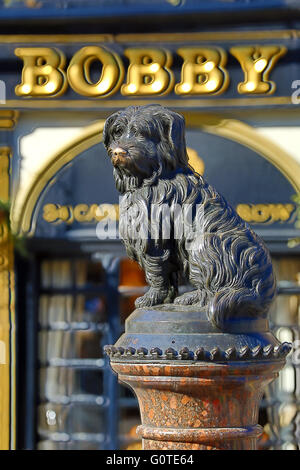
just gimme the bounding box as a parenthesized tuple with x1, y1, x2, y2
(103, 104, 276, 329)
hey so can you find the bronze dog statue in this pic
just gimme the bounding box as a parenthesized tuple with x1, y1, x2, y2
(103, 104, 276, 329)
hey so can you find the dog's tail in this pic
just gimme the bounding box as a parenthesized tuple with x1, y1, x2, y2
(208, 262, 276, 330)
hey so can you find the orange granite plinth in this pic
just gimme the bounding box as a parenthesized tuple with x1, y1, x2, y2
(112, 360, 284, 450)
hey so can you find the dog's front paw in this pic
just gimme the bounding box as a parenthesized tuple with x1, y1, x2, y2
(174, 289, 206, 306)
(135, 288, 170, 308)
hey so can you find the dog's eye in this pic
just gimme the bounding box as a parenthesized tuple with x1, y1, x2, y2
(113, 127, 123, 139)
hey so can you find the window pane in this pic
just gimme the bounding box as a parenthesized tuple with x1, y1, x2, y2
(39, 367, 103, 401)
(38, 330, 104, 361)
(38, 403, 104, 435)
(75, 260, 106, 286)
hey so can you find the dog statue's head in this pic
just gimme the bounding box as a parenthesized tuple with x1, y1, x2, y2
(103, 104, 191, 193)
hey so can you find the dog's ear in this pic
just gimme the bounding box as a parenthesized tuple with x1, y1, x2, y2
(156, 109, 189, 169)
(102, 111, 121, 149)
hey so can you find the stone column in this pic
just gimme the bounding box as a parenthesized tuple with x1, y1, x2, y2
(105, 305, 290, 450)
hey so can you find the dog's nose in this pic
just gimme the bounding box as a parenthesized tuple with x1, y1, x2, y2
(113, 147, 127, 158)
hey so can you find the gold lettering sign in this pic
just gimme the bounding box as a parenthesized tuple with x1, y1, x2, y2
(15, 47, 67, 97)
(236, 203, 294, 223)
(121, 48, 174, 96)
(43, 203, 119, 224)
(175, 47, 229, 95)
(67, 46, 124, 97)
(230, 45, 287, 94)
(43, 203, 294, 225)
(14, 44, 287, 98)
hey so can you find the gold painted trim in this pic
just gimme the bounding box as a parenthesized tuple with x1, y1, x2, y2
(116, 30, 299, 43)
(0, 146, 15, 450)
(184, 113, 300, 193)
(12, 121, 105, 235)
(0, 34, 114, 43)
(0, 111, 19, 129)
(0, 96, 295, 109)
(0, 30, 298, 43)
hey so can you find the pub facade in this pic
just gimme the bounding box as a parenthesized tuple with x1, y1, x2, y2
(0, 0, 299, 450)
